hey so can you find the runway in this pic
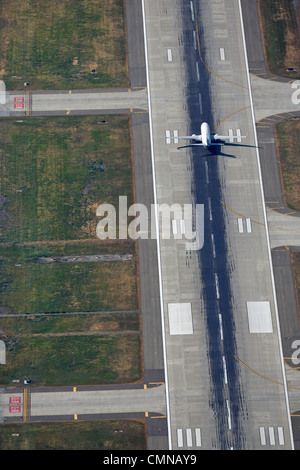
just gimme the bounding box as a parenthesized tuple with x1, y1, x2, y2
(142, 0, 294, 449)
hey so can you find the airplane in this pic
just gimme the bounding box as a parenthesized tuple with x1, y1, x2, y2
(170, 122, 246, 147)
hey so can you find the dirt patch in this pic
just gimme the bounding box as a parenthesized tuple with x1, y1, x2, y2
(37, 254, 133, 263)
(31, 331, 140, 337)
(296, 0, 300, 30)
(283, 13, 300, 69)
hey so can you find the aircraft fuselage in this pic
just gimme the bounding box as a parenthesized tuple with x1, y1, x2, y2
(191, 122, 211, 146)
(200, 122, 211, 146)
(172, 122, 246, 148)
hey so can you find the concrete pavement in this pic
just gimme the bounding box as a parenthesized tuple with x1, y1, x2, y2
(4, 88, 148, 116)
(267, 210, 300, 248)
(250, 75, 300, 123)
(0, 385, 166, 421)
(188, 0, 294, 449)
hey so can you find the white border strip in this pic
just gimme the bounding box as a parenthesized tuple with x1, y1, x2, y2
(141, 0, 172, 449)
(238, 0, 294, 449)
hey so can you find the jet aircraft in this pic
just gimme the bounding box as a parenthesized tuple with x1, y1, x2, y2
(170, 122, 246, 147)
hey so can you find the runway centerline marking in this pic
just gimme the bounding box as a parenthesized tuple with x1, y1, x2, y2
(215, 273, 220, 299)
(190, 1, 195, 21)
(196, 62, 200, 82)
(198, 93, 203, 114)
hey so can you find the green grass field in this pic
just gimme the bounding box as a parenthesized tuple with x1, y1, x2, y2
(0, 420, 146, 450)
(0, 247, 138, 315)
(0, 115, 133, 242)
(0, 114, 141, 386)
(0, 115, 138, 315)
(0, 0, 129, 90)
(0, 314, 141, 385)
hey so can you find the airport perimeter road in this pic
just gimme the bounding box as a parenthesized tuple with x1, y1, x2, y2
(142, 0, 294, 449)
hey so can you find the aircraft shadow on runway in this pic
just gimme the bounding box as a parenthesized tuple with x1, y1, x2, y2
(177, 141, 260, 159)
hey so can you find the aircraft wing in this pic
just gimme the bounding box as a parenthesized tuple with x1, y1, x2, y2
(213, 134, 246, 140)
(178, 142, 222, 147)
(170, 135, 202, 141)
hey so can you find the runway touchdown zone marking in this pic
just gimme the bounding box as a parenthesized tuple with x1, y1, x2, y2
(176, 428, 202, 448)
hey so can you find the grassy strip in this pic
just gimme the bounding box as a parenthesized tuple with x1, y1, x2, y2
(0, 328, 141, 386)
(0, 420, 146, 450)
(0, 0, 129, 90)
(275, 119, 300, 211)
(258, 0, 300, 77)
(0, 113, 141, 384)
(0, 312, 140, 335)
(0, 239, 135, 256)
(0, 115, 132, 243)
(0, 256, 138, 315)
(0, 115, 139, 315)
(0, 242, 138, 315)
(292, 253, 300, 325)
